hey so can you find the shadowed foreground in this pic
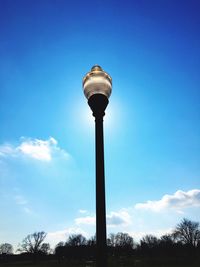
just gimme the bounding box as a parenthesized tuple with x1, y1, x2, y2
(0, 255, 200, 267)
(1, 219, 200, 267)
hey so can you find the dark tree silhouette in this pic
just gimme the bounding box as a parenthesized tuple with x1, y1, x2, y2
(55, 242, 65, 263)
(55, 241, 64, 250)
(0, 243, 13, 254)
(56, 234, 90, 261)
(18, 231, 47, 253)
(1, 220, 200, 266)
(66, 234, 87, 246)
(40, 243, 51, 254)
(107, 232, 134, 257)
(160, 234, 175, 245)
(140, 234, 159, 249)
(107, 232, 134, 248)
(107, 233, 115, 247)
(87, 235, 96, 246)
(173, 218, 200, 247)
(115, 232, 134, 248)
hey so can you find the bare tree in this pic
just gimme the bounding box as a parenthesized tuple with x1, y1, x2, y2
(55, 241, 65, 248)
(66, 234, 87, 246)
(87, 235, 96, 246)
(108, 232, 134, 248)
(40, 243, 51, 254)
(173, 218, 200, 247)
(0, 243, 13, 254)
(140, 235, 159, 249)
(107, 233, 116, 247)
(18, 231, 47, 253)
(160, 234, 175, 245)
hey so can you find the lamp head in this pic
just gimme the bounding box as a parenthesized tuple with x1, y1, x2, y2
(83, 65, 112, 100)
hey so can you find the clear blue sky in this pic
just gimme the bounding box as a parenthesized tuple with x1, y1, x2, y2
(0, 0, 200, 250)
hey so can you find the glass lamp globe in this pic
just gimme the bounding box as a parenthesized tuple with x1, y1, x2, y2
(83, 65, 112, 100)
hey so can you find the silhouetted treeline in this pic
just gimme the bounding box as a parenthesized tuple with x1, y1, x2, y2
(1, 218, 200, 266)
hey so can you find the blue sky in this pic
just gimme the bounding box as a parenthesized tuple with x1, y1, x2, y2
(0, 0, 200, 250)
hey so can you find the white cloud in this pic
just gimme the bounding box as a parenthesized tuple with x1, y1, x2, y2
(46, 227, 88, 249)
(75, 216, 95, 225)
(107, 210, 131, 227)
(128, 228, 173, 242)
(79, 209, 88, 214)
(135, 189, 200, 212)
(17, 138, 56, 161)
(0, 137, 69, 162)
(75, 210, 131, 227)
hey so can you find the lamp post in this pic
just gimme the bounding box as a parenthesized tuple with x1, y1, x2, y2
(83, 65, 112, 267)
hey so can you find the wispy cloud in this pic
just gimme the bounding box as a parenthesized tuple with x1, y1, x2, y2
(0, 137, 69, 162)
(14, 193, 35, 215)
(23, 207, 33, 215)
(14, 195, 27, 205)
(135, 189, 200, 212)
(0, 144, 15, 156)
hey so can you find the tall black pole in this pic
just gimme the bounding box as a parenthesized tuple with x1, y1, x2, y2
(88, 94, 108, 267)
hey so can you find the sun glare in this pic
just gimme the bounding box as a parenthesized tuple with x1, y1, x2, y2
(76, 99, 120, 133)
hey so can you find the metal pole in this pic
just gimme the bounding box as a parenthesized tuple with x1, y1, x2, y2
(88, 94, 108, 267)
(95, 114, 107, 267)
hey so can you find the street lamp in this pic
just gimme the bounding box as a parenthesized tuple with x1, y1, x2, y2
(83, 65, 112, 267)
